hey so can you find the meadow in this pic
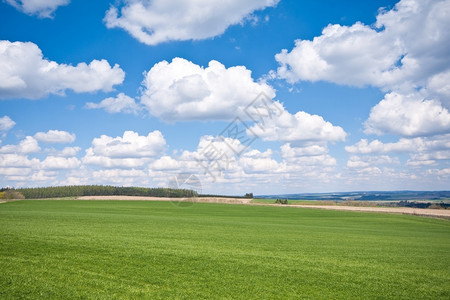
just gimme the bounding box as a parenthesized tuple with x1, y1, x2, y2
(0, 200, 449, 299)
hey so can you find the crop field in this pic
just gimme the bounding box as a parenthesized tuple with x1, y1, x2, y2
(1, 200, 449, 299)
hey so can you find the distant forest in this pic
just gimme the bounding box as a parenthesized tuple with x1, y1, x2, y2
(5, 185, 198, 199)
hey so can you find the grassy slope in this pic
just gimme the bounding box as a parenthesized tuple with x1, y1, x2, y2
(0, 200, 449, 299)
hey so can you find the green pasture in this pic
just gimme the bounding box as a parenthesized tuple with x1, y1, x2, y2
(0, 200, 449, 299)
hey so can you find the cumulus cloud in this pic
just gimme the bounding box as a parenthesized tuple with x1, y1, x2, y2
(45, 146, 81, 157)
(275, 0, 450, 138)
(0, 153, 40, 167)
(0, 130, 339, 189)
(345, 134, 450, 168)
(0, 151, 49, 183)
(407, 150, 450, 166)
(85, 93, 141, 114)
(428, 70, 450, 103)
(90, 131, 165, 158)
(281, 143, 328, 157)
(149, 135, 339, 189)
(43, 146, 80, 157)
(41, 156, 80, 169)
(0, 40, 125, 99)
(5, 0, 70, 18)
(0, 167, 32, 176)
(347, 134, 450, 154)
(82, 131, 166, 168)
(275, 0, 450, 91)
(346, 155, 398, 169)
(34, 130, 75, 143)
(426, 168, 450, 176)
(0, 136, 81, 184)
(149, 135, 251, 182)
(346, 139, 411, 154)
(0, 116, 15, 132)
(239, 149, 280, 174)
(364, 92, 450, 136)
(248, 107, 347, 144)
(281, 143, 337, 167)
(0, 136, 40, 154)
(104, 0, 279, 45)
(90, 169, 150, 186)
(140, 58, 275, 121)
(275, 22, 398, 87)
(93, 169, 146, 179)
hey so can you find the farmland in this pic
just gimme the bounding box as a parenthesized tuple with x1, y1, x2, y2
(1, 200, 449, 299)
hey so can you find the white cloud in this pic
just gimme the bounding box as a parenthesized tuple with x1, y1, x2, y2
(0, 116, 15, 132)
(149, 135, 340, 190)
(0, 151, 61, 183)
(345, 134, 450, 171)
(280, 143, 328, 157)
(239, 149, 280, 174)
(364, 92, 450, 136)
(346, 155, 399, 169)
(149, 135, 246, 183)
(346, 134, 450, 155)
(34, 130, 75, 143)
(0, 167, 32, 176)
(92, 169, 147, 185)
(29, 170, 57, 182)
(407, 149, 450, 167)
(275, 0, 450, 91)
(276, 22, 397, 86)
(140, 58, 275, 121)
(93, 169, 146, 179)
(150, 155, 185, 171)
(281, 143, 337, 167)
(82, 149, 149, 169)
(428, 70, 450, 103)
(45, 146, 81, 157)
(82, 130, 166, 168)
(41, 156, 80, 170)
(104, 0, 279, 45)
(0, 136, 40, 154)
(426, 168, 450, 176)
(406, 159, 436, 167)
(410, 151, 450, 162)
(0, 153, 40, 167)
(346, 139, 411, 154)
(85, 93, 141, 114)
(90, 131, 165, 158)
(275, 0, 450, 139)
(0, 131, 336, 189)
(248, 108, 347, 144)
(345, 135, 450, 154)
(0, 40, 125, 99)
(5, 0, 70, 18)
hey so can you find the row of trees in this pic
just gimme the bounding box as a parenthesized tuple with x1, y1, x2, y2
(275, 199, 288, 205)
(12, 185, 198, 199)
(0, 188, 25, 200)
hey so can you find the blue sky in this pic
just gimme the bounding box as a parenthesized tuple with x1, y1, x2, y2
(1, 0, 449, 195)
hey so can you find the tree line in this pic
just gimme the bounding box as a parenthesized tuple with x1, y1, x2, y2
(6, 185, 198, 199)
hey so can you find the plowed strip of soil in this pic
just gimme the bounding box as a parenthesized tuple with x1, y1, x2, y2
(76, 195, 252, 204)
(276, 204, 450, 218)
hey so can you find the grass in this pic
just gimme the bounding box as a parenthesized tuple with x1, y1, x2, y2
(0, 200, 449, 299)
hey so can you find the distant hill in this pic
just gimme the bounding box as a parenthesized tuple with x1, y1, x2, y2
(257, 191, 450, 201)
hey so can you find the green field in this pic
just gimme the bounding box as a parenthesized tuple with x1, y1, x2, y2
(1, 200, 449, 299)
